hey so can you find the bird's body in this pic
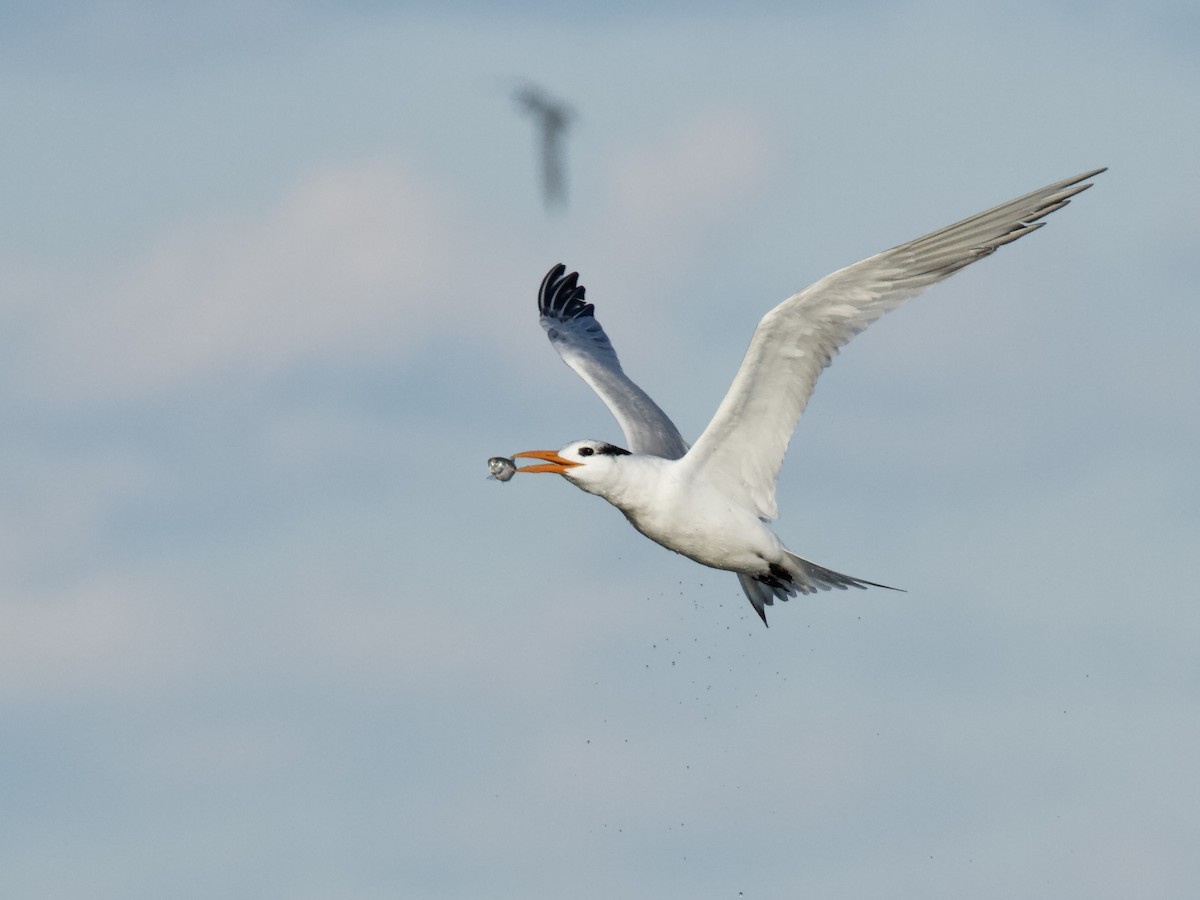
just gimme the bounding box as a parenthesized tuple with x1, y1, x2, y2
(502, 168, 1105, 624)
(577, 451, 775, 571)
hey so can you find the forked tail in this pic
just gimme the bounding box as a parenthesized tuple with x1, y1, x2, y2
(737, 551, 901, 626)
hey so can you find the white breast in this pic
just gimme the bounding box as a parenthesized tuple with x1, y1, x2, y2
(600, 457, 782, 572)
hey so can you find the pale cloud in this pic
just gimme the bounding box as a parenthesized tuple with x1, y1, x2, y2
(606, 109, 774, 253)
(0, 576, 201, 709)
(0, 441, 166, 582)
(13, 160, 452, 411)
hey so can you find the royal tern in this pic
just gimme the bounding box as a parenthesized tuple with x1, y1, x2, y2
(504, 168, 1105, 625)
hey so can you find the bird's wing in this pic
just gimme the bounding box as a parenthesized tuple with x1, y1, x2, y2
(682, 168, 1105, 520)
(539, 264, 689, 459)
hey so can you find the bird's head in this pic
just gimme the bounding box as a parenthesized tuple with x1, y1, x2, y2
(513, 440, 631, 491)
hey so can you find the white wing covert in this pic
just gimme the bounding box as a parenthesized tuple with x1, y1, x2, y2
(683, 168, 1106, 520)
(539, 264, 689, 459)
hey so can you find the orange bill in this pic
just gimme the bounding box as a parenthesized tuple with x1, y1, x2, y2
(512, 450, 581, 474)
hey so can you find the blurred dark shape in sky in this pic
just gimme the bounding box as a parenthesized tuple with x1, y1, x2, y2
(514, 83, 575, 212)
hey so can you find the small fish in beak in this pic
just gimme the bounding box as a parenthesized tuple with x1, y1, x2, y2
(487, 456, 518, 482)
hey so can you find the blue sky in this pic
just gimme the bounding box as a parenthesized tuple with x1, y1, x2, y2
(2, 2, 1198, 898)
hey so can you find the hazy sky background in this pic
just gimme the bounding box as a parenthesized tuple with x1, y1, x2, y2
(2, 2, 1197, 898)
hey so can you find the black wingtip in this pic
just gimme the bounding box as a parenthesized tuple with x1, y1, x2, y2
(538, 263, 595, 320)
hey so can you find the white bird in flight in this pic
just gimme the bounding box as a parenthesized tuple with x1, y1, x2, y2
(502, 168, 1105, 625)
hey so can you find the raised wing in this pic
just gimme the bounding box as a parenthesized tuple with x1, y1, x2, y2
(538, 264, 689, 459)
(682, 168, 1105, 520)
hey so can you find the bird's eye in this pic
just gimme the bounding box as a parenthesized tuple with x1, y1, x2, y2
(579, 446, 594, 457)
